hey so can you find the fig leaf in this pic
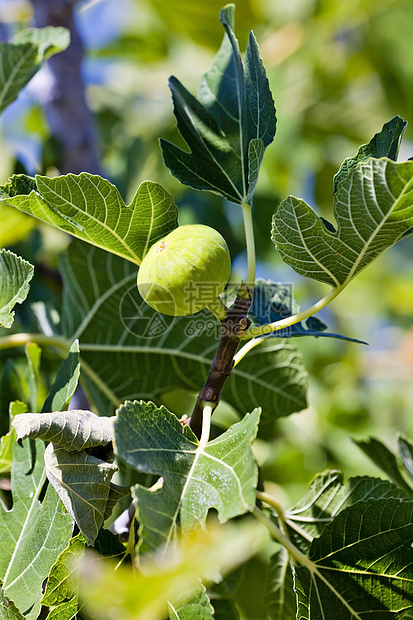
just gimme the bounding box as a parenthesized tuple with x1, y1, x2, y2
(0, 26, 70, 115)
(114, 401, 259, 554)
(272, 158, 413, 288)
(333, 115, 407, 193)
(0, 174, 178, 265)
(0, 249, 34, 328)
(160, 4, 276, 205)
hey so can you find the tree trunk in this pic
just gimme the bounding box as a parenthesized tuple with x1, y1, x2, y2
(30, 0, 101, 174)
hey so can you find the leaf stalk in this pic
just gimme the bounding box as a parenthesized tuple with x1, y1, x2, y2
(256, 490, 286, 520)
(199, 404, 213, 448)
(242, 202, 256, 289)
(252, 506, 311, 568)
(0, 333, 71, 353)
(237, 284, 344, 344)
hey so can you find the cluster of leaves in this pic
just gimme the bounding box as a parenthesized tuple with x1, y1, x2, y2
(267, 447, 413, 618)
(0, 5, 413, 619)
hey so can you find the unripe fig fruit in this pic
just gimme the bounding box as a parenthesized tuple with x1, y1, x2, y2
(137, 224, 231, 316)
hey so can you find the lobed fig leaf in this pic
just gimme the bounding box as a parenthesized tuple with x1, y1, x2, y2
(137, 224, 231, 316)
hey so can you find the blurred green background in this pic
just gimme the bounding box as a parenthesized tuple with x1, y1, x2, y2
(1, 0, 413, 505)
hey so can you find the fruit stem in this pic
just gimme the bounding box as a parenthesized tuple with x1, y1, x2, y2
(242, 203, 256, 290)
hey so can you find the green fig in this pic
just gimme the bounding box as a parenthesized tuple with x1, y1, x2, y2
(137, 224, 231, 316)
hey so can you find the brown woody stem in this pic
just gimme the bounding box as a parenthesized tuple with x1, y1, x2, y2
(188, 286, 253, 439)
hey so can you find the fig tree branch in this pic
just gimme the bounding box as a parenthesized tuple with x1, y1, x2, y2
(188, 286, 253, 439)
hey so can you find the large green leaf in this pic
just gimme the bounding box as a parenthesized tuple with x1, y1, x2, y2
(44, 444, 122, 546)
(0, 438, 74, 619)
(13, 409, 114, 450)
(0, 249, 34, 328)
(10, 346, 125, 546)
(333, 116, 407, 193)
(160, 4, 276, 205)
(230, 339, 307, 438)
(41, 533, 86, 619)
(272, 158, 413, 287)
(285, 470, 411, 554)
(44, 596, 78, 620)
(58, 241, 307, 433)
(0, 27, 69, 115)
(0, 174, 178, 265)
(294, 498, 413, 618)
(42, 530, 127, 618)
(12, 409, 126, 546)
(114, 401, 259, 554)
